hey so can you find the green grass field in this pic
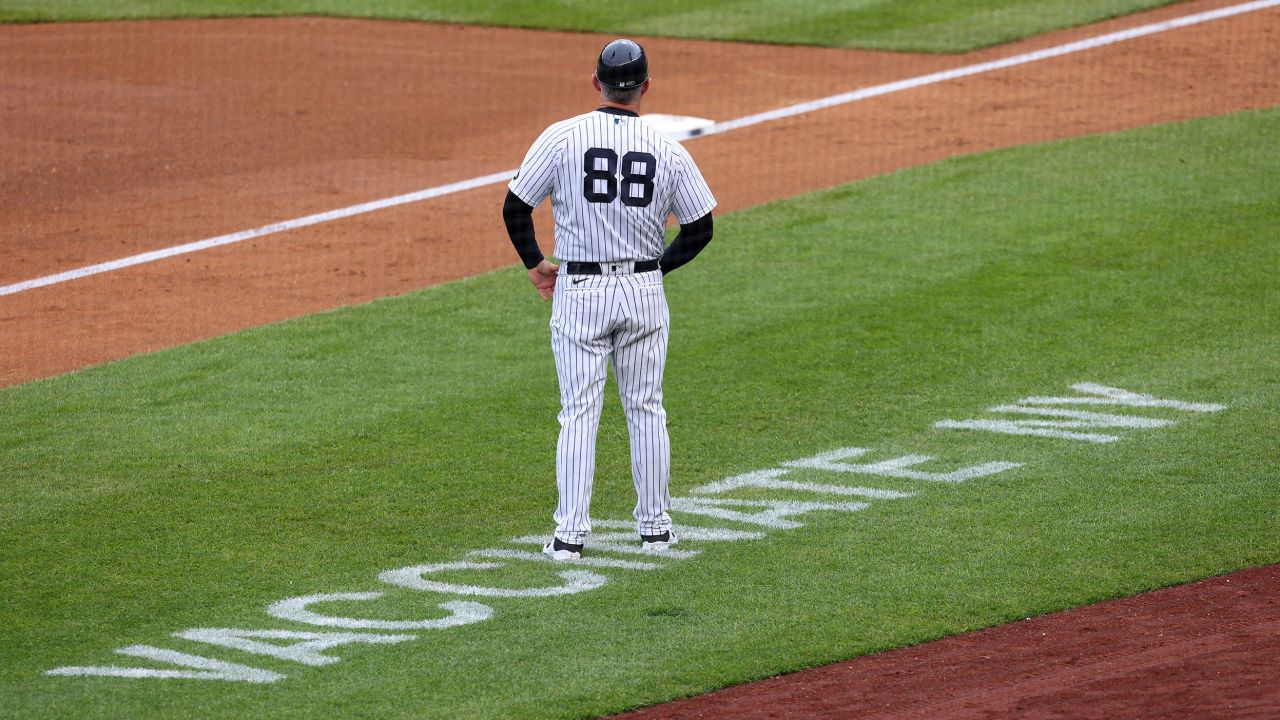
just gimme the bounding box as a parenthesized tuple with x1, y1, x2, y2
(3, 107, 1277, 719)
(0, 0, 1187, 51)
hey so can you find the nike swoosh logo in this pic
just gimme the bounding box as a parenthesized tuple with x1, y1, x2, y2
(571, 277, 588, 285)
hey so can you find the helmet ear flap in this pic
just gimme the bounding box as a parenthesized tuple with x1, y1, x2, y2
(596, 39, 648, 90)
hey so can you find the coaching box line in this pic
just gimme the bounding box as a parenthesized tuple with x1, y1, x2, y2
(3, 0, 1278, 299)
(45, 383, 1227, 684)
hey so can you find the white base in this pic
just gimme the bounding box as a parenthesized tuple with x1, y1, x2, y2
(641, 113, 715, 141)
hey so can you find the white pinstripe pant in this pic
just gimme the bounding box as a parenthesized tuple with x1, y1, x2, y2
(550, 268, 671, 545)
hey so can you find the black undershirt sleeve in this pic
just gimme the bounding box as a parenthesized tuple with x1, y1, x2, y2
(660, 212, 713, 276)
(502, 190, 543, 270)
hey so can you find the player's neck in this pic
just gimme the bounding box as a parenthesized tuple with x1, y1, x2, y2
(597, 99, 641, 115)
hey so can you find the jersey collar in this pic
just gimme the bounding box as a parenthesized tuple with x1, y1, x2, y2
(596, 106, 640, 118)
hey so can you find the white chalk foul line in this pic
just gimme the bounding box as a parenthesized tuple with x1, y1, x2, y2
(0, 170, 517, 297)
(702, 0, 1280, 136)
(3, 0, 1276, 299)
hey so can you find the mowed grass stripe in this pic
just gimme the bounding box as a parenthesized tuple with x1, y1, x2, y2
(0, 0, 1187, 52)
(2, 108, 1277, 719)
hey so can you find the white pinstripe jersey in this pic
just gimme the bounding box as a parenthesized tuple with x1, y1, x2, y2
(508, 108, 717, 263)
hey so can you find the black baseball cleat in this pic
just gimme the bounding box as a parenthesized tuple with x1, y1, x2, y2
(542, 537, 583, 561)
(640, 529, 678, 553)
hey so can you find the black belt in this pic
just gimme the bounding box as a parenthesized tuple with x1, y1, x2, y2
(565, 260, 660, 275)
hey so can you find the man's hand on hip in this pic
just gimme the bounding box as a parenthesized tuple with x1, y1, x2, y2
(528, 259, 559, 301)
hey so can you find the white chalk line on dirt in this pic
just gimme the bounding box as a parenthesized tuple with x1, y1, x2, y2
(2, 0, 1276, 299)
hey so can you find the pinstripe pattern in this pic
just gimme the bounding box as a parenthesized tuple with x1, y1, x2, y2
(512, 107, 715, 548)
(550, 271, 670, 543)
(510, 110, 716, 263)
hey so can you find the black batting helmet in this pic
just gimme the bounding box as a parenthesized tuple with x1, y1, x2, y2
(595, 39, 648, 90)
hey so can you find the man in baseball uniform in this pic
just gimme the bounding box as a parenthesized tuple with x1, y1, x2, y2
(502, 39, 716, 561)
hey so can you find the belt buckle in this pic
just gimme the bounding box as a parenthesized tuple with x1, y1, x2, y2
(605, 262, 631, 276)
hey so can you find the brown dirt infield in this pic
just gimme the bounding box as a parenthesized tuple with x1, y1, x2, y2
(611, 564, 1280, 719)
(3, 0, 1277, 387)
(2, 1, 1277, 716)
